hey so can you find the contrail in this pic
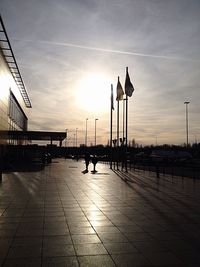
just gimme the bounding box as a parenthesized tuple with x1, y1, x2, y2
(13, 38, 200, 62)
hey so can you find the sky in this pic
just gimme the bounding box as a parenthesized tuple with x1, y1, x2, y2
(1, 0, 200, 146)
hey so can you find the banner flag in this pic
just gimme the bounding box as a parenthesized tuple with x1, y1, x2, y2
(116, 76, 124, 101)
(125, 67, 134, 97)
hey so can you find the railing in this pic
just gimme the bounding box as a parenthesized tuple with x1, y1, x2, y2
(109, 157, 200, 180)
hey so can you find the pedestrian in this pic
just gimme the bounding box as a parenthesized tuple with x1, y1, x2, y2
(91, 155, 98, 172)
(84, 152, 91, 172)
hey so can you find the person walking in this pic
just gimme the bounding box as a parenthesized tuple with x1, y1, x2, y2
(84, 152, 91, 172)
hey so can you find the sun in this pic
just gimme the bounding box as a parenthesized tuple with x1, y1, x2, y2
(76, 73, 111, 113)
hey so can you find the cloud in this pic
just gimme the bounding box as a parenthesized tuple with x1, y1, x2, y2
(13, 38, 200, 63)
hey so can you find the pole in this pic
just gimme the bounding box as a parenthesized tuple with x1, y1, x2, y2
(110, 84, 113, 169)
(73, 134, 75, 147)
(123, 99, 125, 143)
(85, 118, 88, 146)
(75, 128, 78, 147)
(117, 100, 119, 147)
(116, 100, 120, 170)
(65, 129, 68, 147)
(184, 101, 190, 147)
(95, 119, 98, 146)
(125, 95, 128, 171)
(125, 67, 129, 172)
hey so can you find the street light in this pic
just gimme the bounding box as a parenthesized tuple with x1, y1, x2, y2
(85, 118, 88, 146)
(184, 101, 190, 147)
(95, 118, 98, 146)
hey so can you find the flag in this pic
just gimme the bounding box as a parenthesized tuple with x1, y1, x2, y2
(111, 85, 114, 110)
(116, 76, 124, 101)
(125, 67, 134, 97)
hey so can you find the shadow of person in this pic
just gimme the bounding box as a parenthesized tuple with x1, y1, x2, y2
(82, 169, 88, 174)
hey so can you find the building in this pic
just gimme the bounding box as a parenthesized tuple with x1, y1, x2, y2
(0, 15, 31, 145)
(0, 16, 67, 176)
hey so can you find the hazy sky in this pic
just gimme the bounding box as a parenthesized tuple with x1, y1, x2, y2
(1, 0, 200, 146)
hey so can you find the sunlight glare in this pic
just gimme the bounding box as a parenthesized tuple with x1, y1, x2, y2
(77, 73, 111, 113)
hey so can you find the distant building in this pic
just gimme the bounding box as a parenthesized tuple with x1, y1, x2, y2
(0, 16, 31, 145)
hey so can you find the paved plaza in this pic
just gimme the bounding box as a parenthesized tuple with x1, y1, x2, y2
(0, 158, 200, 267)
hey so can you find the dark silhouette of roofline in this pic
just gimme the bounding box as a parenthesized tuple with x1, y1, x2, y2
(0, 130, 66, 141)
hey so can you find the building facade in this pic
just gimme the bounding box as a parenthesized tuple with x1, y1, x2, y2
(0, 16, 31, 145)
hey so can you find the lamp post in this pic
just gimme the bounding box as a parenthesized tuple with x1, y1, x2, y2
(85, 118, 88, 146)
(95, 118, 98, 146)
(184, 101, 190, 147)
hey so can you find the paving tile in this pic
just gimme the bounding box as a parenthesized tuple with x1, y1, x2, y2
(67, 221, 91, 227)
(94, 226, 121, 233)
(89, 220, 114, 227)
(72, 234, 101, 244)
(0, 223, 19, 230)
(111, 252, 151, 267)
(43, 235, 72, 246)
(42, 256, 79, 267)
(104, 242, 139, 254)
(0, 238, 12, 247)
(44, 221, 68, 229)
(42, 244, 75, 257)
(143, 251, 183, 266)
(78, 255, 115, 267)
(0, 229, 16, 237)
(44, 227, 69, 236)
(149, 231, 183, 241)
(3, 258, 41, 267)
(133, 240, 168, 253)
(7, 245, 42, 258)
(15, 228, 43, 237)
(172, 250, 200, 265)
(44, 216, 66, 222)
(118, 225, 144, 233)
(98, 232, 129, 243)
(12, 237, 43, 246)
(69, 226, 95, 234)
(20, 217, 44, 223)
(74, 243, 108, 256)
(163, 239, 196, 251)
(67, 217, 88, 222)
(124, 232, 155, 242)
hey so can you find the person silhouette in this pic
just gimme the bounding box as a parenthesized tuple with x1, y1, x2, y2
(84, 152, 91, 172)
(91, 155, 98, 173)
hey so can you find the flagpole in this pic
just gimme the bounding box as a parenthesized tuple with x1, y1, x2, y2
(125, 67, 129, 172)
(124, 66, 135, 172)
(110, 84, 113, 169)
(123, 99, 125, 143)
(116, 76, 125, 170)
(125, 96, 128, 170)
(116, 98, 119, 170)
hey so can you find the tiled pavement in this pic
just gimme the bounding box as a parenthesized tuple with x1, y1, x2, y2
(0, 158, 200, 267)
